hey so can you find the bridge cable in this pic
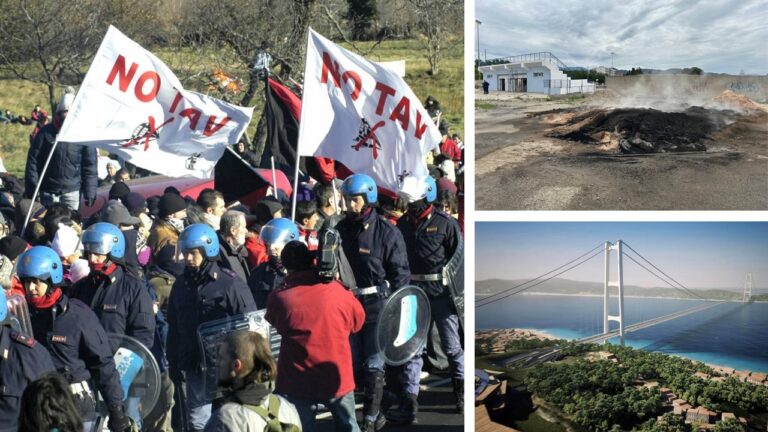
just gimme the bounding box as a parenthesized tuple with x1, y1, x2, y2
(476, 242, 604, 304)
(621, 250, 705, 300)
(477, 247, 605, 308)
(621, 242, 705, 300)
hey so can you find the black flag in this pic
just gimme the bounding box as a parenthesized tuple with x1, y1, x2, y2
(261, 78, 305, 176)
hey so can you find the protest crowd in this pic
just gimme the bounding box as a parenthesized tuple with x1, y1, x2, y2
(0, 28, 464, 432)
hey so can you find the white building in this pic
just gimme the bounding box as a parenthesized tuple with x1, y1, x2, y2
(479, 52, 595, 95)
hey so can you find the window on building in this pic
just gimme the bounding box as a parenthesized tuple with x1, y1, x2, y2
(533, 72, 544, 77)
(486, 74, 493, 78)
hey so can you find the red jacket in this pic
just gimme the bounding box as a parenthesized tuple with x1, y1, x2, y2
(265, 271, 364, 399)
(439, 138, 462, 164)
(298, 226, 319, 251)
(244, 235, 268, 268)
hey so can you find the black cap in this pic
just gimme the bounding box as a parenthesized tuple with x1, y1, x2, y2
(109, 182, 131, 200)
(0, 235, 28, 261)
(158, 192, 187, 218)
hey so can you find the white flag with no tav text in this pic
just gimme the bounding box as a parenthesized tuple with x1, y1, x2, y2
(297, 28, 441, 192)
(57, 25, 254, 179)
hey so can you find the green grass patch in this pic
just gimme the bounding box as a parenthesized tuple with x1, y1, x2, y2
(476, 102, 496, 110)
(0, 37, 463, 180)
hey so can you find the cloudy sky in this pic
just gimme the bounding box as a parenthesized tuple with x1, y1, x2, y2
(476, 223, 768, 290)
(475, 0, 768, 74)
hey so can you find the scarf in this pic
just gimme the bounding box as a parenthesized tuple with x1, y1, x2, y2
(28, 287, 62, 309)
(215, 380, 273, 409)
(407, 203, 433, 225)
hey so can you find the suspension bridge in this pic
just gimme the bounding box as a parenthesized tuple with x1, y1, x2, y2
(477, 240, 753, 350)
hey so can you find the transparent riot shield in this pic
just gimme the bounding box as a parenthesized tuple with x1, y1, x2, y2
(375, 285, 431, 366)
(96, 333, 161, 430)
(443, 235, 464, 328)
(197, 310, 282, 399)
(6, 294, 33, 336)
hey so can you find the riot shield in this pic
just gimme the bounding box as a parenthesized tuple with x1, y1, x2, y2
(6, 294, 33, 336)
(442, 235, 465, 328)
(197, 310, 282, 399)
(375, 285, 431, 366)
(97, 333, 161, 428)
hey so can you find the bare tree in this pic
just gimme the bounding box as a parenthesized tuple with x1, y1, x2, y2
(0, 0, 169, 110)
(405, 0, 462, 76)
(0, 0, 110, 110)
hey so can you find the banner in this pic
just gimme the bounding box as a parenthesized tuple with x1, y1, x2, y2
(58, 26, 254, 179)
(297, 29, 441, 193)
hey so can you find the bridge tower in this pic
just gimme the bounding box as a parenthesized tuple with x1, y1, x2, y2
(603, 240, 625, 345)
(743, 273, 753, 303)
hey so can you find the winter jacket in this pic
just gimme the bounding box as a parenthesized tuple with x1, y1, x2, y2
(266, 271, 364, 400)
(218, 233, 250, 282)
(24, 123, 98, 200)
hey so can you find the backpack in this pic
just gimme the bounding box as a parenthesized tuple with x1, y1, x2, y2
(243, 394, 302, 432)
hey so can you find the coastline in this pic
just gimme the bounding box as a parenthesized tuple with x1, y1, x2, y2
(475, 291, 767, 303)
(476, 327, 768, 374)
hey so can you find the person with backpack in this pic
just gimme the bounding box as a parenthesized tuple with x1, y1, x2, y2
(265, 241, 365, 432)
(204, 330, 301, 432)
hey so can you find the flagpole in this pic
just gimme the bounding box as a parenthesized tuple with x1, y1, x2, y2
(331, 176, 340, 215)
(22, 139, 61, 234)
(270, 156, 278, 198)
(290, 155, 301, 222)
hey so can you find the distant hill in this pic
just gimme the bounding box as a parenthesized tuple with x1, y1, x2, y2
(475, 278, 745, 301)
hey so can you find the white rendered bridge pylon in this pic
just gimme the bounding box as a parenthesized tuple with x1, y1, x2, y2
(743, 273, 753, 303)
(603, 240, 625, 345)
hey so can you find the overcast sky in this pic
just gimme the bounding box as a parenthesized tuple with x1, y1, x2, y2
(475, 0, 768, 74)
(476, 223, 768, 290)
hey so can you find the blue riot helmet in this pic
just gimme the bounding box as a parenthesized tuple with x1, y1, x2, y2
(82, 222, 125, 260)
(0, 288, 7, 323)
(179, 223, 220, 258)
(424, 176, 437, 203)
(16, 246, 64, 285)
(341, 174, 377, 204)
(400, 175, 437, 204)
(260, 218, 300, 249)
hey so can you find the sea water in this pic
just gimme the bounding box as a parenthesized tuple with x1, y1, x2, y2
(475, 294, 768, 373)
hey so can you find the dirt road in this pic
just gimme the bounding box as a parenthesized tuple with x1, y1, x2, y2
(475, 90, 768, 210)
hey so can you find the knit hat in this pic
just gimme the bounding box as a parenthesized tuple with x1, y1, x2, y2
(121, 192, 147, 215)
(0, 235, 28, 261)
(51, 223, 83, 258)
(103, 201, 141, 226)
(109, 182, 131, 200)
(158, 192, 187, 218)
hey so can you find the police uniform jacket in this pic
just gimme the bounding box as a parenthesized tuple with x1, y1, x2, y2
(396, 206, 461, 298)
(247, 261, 286, 310)
(29, 294, 125, 409)
(0, 326, 55, 432)
(69, 265, 156, 352)
(337, 208, 410, 323)
(166, 261, 257, 373)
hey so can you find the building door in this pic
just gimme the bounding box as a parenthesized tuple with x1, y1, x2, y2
(521, 78, 527, 92)
(498, 77, 506, 92)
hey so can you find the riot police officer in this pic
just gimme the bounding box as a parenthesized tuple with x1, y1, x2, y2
(166, 223, 256, 430)
(391, 176, 464, 424)
(0, 288, 55, 432)
(336, 174, 410, 432)
(247, 218, 300, 309)
(70, 222, 155, 352)
(17, 246, 131, 432)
